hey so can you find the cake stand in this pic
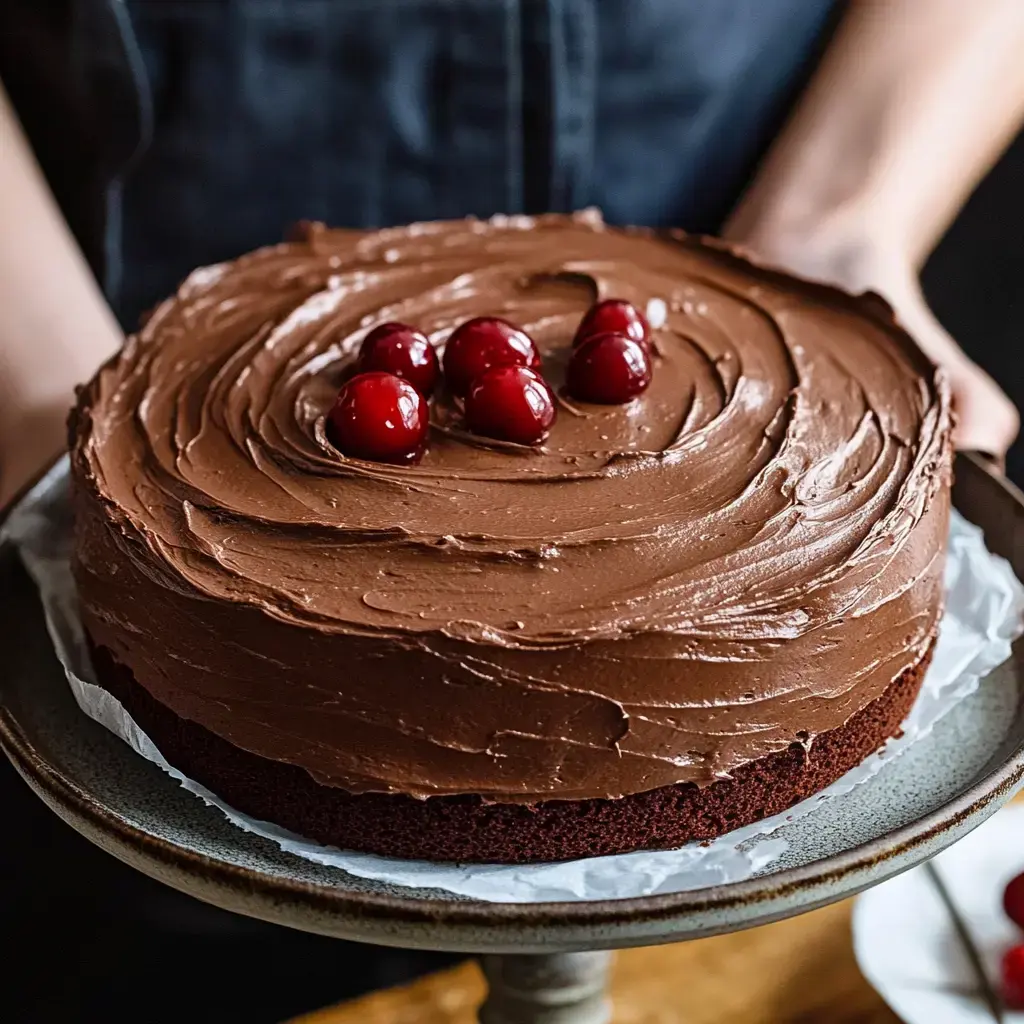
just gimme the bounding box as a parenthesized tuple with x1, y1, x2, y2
(3, 453, 1024, 1023)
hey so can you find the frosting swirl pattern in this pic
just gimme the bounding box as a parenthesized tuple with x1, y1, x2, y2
(72, 211, 952, 802)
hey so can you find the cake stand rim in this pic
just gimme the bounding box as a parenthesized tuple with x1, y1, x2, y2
(3, 687, 1022, 951)
(2, 452, 1023, 952)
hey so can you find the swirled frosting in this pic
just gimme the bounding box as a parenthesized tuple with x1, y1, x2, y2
(72, 211, 952, 802)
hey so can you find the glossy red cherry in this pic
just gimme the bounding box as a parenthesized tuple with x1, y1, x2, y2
(574, 299, 650, 350)
(1003, 872, 1024, 929)
(566, 331, 652, 404)
(327, 372, 428, 464)
(358, 322, 439, 396)
(464, 365, 556, 446)
(442, 317, 541, 397)
(1002, 945, 1024, 1009)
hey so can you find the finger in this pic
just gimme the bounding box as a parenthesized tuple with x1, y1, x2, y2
(950, 364, 1020, 458)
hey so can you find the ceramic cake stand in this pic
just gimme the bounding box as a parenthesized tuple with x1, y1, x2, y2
(3, 453, 1024, 1023)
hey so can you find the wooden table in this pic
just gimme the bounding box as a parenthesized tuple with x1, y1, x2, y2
(287, 898, 899, 1024)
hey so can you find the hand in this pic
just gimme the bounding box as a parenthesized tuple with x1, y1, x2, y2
(715, 0, 1024, 465)
(720, 224, 1020, 462)
(878, 270, 1019, 461)
(0, 82, 122, 508)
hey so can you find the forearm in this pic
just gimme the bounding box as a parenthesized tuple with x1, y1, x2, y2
(727, 0, 1024, 277)
(0, 81, 121, 504)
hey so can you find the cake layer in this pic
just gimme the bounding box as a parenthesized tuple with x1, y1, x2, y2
(89, 641, 933, 863)
(71, 211, 951, 803)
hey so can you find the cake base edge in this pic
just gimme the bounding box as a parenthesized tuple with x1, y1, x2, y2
(87, 643, 933, 864)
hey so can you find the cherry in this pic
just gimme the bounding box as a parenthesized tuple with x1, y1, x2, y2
(1003, 872, 1024, 929)
(574, 299, 650, 350)
(464, 365, 556, 446)
(358, 322, 439, 396)
(327, 372, 428, 464)
(566, 331, 652, 404)
(442, 317, 541, 397)
(1002, 945, 1024, 1009)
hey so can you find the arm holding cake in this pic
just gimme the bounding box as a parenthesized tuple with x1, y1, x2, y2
(0, 83, 121, 506)
(2, 0, 1024, 504)
(725, 0, 1024, 458)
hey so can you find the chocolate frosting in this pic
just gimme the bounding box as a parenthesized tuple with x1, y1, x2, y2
(71, 211, 952, 802)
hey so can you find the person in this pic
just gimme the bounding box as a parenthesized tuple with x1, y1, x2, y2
(1, 0, 1022, 508)
(0, 0, 1021, 1019)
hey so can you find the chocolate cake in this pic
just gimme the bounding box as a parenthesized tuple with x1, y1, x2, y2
(70, 211, 952, 863)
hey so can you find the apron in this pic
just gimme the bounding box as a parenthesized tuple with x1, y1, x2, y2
(111, 0, 840, 327)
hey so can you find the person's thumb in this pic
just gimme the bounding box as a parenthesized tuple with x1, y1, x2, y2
(888, 289, 1019, 459)
(948, 355, 1019, 459)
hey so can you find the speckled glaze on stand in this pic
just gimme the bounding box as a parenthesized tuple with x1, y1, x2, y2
(2, 454, 1024, 1023)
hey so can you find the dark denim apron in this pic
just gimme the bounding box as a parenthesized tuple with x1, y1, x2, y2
(107, 0, 839, 327)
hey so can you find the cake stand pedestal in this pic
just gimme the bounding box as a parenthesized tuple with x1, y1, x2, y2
(479, 952, 612, 1023)
(3, 453, 1024, 1023)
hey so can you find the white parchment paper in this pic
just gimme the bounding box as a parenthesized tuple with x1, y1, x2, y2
(5, 460, 1023, 903)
